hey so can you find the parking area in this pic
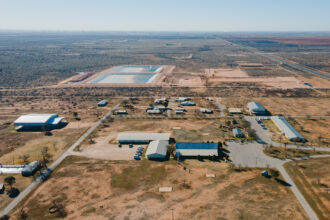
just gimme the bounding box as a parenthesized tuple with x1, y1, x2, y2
(71, 134, 146, 160)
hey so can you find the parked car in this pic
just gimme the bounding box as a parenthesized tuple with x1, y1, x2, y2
(134, 155, 141, 160)
(137, 147, 144, 151)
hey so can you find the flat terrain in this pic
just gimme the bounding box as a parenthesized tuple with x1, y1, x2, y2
(0, 174, 32, 212)
(0, 95, 119, 162)
(284, 157, 330, 220)
(10, 156, 308, 220)
(222, 97, 330, 116)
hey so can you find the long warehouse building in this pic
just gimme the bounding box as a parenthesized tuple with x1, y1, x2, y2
(14, 114, 66, 130)
(271, 116, 306, 142)
(117, 132, 170, 144)
(176, 142, 218, 157)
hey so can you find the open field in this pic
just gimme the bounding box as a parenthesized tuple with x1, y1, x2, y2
(288, 118, 330, 146)
(284, 157, 330, 220)
(9, 156, 308, 220)
(0, 95, 120, 162)
(0, 174, 32, 212)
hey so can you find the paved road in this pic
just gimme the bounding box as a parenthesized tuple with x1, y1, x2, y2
(222, 38, 330, 80)
(245, 115, 330, 151)
(0, 100, 123, 217)
(228, 115, 330, 220)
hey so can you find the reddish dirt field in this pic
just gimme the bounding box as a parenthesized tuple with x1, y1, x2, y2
(225, 36, 330, 45)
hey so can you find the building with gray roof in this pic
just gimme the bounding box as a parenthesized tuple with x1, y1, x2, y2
(271, 116, 306, 142)
(117, 132, 170, 144)
(146, 140, 168, 160)
(176, 143, 218, 157)
(247, 102, 267, 115)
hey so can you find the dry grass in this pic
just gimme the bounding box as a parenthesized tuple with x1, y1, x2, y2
(9, 156, 308, 220)
(284, 157, 330, 220)
(264, 146, 330, 159)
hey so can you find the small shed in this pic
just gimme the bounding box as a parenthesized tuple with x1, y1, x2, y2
(146, 140, 168, 160)
(98, 100, 108, 107)
(176, 97, 189, 102)
(181, 101, 196, 106)
(200, 108, 213, 114)
(233, 128, 244, 138)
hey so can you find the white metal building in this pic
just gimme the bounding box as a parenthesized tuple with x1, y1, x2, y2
(14, 114, 65, 129)
(117, 132, 171, 144)
(146, 140, 168, 160)
(247, 102, 267, 115)
(271, 116, 306, 142)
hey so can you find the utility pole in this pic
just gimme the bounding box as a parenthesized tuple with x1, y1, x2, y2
(171, 208, 174, 220)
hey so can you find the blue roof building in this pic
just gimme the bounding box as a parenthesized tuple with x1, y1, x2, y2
(232, 128, 244, 137)
(176, 143, 218, 157)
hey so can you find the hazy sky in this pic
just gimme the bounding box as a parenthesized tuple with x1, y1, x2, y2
(0, 0, 330, 31)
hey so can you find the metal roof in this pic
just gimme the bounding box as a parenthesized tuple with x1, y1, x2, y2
(14, 114, 58, 124)
(146, 140, 168, 157)
(117, 133, 170, 141)
(247, 102, 266, 113)
(271, 116, 305, 141)
(98, 100, 108, 105)
(176, 143, 218, 156)
(232, 129, 243, 135)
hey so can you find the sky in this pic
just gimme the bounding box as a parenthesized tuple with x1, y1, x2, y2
(0, 0, 330, 32)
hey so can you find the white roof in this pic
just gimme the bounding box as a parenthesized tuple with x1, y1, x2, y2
(146, 140, 168, 157)
(14, 114, 57, 124)
(52, 117, 65, 125)
(117, 133, 170, 141)
(271, 116, 305, 141)
(228, 108, 242, 113)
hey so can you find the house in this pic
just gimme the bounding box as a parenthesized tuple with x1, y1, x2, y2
(155, 98, 167, 104)
(271, 116, 306, 142)
(146, 140, 168, 160)
(116, 110, 128, 115)
(176, 97, 189, 102)
(181, 101, 196, 106)
(98, 100, 108, 107)
(200, 108, 213, 114)
(14, 114, 66, 130)
(176, 143, 218, 157)
(147, 109, 162, 114)
(117, 133, 171, 144)
(232, 128, 245, 138)
(228, 108, 242, 114)
(247, 102, 267, 115)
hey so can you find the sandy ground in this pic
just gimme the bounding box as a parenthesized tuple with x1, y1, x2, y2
(11, 157, 308, 220)
(72, 134, 137, 160)
(205, 68, 249, 78)
(178, 77, 203, 86)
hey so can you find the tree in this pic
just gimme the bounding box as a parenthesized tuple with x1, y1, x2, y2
(270, 169, 279, 178)
(0, 215, 10, 220)
(73, 111, 78, 119)
(4, 176, 16, 190)
(41, 147, 52, 164)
